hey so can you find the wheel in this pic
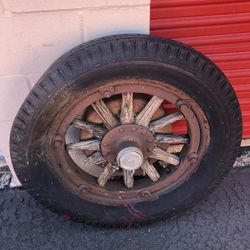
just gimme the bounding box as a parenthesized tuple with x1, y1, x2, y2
(10, 34, 242, 227)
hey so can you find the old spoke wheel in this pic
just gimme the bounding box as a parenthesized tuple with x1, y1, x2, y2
(51, 80, 210, 206)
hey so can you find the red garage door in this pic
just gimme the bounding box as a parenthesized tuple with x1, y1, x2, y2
(150, 0, 250, 138)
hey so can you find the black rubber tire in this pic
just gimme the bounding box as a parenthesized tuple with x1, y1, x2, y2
(10, 34, 242, 227)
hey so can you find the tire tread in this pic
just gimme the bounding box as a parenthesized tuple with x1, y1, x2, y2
(10, 34, 242, 228)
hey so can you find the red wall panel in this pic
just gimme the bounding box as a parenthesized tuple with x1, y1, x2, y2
(150, 0, 250, 138)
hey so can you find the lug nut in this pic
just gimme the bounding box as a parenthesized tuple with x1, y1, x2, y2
(176, 99, 191, 109)
(104, 91, 112, 98)
(53, 135, 63, 148)
(188, 153, 198, 163)
(140, 190, 151, 198)
(54, 141, 62, 148)
(78, 184, 89, 194)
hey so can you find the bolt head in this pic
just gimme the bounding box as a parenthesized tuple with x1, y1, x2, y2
(104, 91, 112, 98)
(54, 141, 61, 148)
(54, 135, 63, 148)
(54, 135, 63, 141)
(140, 191, 151, 198)
(176, 99, 191, 109)
(188, 152, 198, 162)
(78, 185, 89, 194)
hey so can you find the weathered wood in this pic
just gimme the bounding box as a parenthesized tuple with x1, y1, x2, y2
(151, 147, 180, 166)
(135, 96, 164, 127)
(73, 119, 106, 139)
(92, 100, 118, 129)
(141, 160, 160, 181)
(120, 93, 134, 124)
(67, 139, 100, 151)
(82, 152, 106, 165)
(123, 169, 134, 188)
(97, 164, 118, 187)
(149, 112, 184, 132)
(167, 144, 184, 154)
(68, 150, 103, 177)
(154, 134, 189, 144)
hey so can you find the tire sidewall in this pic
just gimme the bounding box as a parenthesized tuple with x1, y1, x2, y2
(15, 62, 232, 226)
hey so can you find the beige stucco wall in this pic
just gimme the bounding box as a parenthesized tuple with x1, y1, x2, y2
(0, 0, 150, 185)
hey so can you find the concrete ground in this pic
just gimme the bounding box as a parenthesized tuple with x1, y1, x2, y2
(1, 166, 250, 250)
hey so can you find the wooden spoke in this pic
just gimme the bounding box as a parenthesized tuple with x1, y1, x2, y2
(120, 93, 134, 124)
(151, 147, 180, 166)
(141, 161, 160, 181)
(73, 119, 106, 139)
(135, 96, 164, 127)
(67, 139, 100, 151)
(92, 100, 118, 129)
(167, 144, 184, 154)
(149, 112, 184, 132)
(82, 152, 106, 165)
(97, 164, 118, 187)
(123, 170, 134, 188)
(154, 134, 189, 144)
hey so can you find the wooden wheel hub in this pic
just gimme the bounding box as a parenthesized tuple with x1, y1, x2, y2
(101, 124, 155, 164)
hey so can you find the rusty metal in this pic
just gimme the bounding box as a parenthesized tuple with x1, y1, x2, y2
(46, 79, 210, 206)
(101, 124, 155, 164)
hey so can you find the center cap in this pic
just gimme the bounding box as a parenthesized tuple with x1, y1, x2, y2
(117, 147, 143, 171)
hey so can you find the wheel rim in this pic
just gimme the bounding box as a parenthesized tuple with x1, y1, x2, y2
(48, 79, 210, 206)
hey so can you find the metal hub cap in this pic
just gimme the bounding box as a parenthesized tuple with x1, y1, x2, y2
(117, 147, 143, 171)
